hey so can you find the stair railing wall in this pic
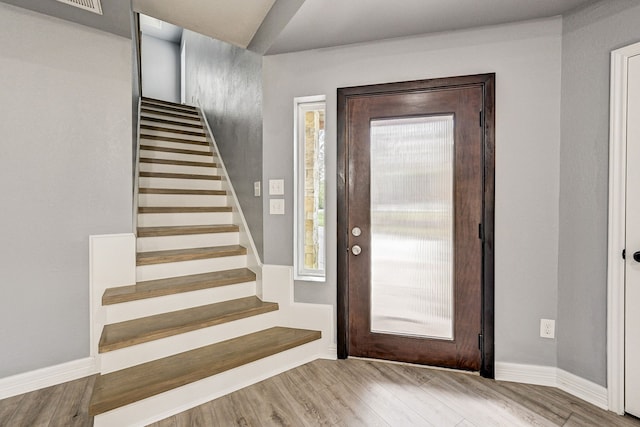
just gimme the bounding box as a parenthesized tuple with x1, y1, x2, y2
(197, 108, 264, 292)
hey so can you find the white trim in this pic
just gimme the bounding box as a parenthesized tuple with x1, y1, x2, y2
(495, 362, 556, 387)
(558, 369, 609, 411)
(495, 362, 608, 410)
(293, 95, 327, 281)
(133, 97, 142, 234)
(608, 41, 640, 415)
(0, 357, 96, 400)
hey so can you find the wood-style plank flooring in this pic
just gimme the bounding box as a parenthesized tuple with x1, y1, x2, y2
(2, 358, 640, 426)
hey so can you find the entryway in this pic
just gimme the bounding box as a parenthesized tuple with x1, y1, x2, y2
(337, 74, 495, 376)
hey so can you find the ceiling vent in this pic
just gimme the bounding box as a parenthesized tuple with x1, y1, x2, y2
(56, 0, 103, 15)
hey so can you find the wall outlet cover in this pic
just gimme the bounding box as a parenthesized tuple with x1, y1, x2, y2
(269, 179, 285, 195)
(540, 319, 555, 339)
(270, 198, 285, 215)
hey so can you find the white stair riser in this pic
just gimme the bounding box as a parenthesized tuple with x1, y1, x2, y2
(139, 149, 214, 164)
(140, 138, 210, 153)
(104, 280, 256, 324)
(137, 212, 233, 227)
(139, 162, 217, 176)
(141, 120, 203, 133)
(136, 255, 247, 281)
(93, 340, 326, 427)
(141, 129, 207, 142)
(138, 194, 227, 207)
(100, 310, 282, 374)
(138, 177, 222, 190)
(136, 232, 239, 252)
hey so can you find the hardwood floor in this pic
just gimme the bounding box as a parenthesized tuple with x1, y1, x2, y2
(2, 358, 640, 426)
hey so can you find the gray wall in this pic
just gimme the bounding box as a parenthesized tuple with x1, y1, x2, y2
(263, 18, 563, 365)
(558, 0, 640, 387)
(0, 4, 132, 377)
(182, 30, 264, 259)
(141, 34, 181, 103)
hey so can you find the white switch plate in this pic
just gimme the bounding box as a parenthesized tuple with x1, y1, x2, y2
(270, 199, 285, 215)
(540, 319, 555, 339)
(254, 181, 261, 197)
(269, 179, 284, 195)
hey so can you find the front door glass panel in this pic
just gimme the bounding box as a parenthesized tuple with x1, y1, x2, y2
(369, 115, 454, 340)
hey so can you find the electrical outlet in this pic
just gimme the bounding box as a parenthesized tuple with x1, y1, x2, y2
(270, 199, 285, 215)
(540, 319, 555, 339)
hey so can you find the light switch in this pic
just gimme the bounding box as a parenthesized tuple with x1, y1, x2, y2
(269, 179, 285, 195)
(270, 199, 285, 215)
(254, 181, 261, 197)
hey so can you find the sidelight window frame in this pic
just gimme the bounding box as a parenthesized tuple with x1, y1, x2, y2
(293, 95, 326, 281)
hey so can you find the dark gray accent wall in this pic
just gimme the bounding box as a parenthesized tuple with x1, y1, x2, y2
(182, 30, 264, 259)
(558, 0, 640, 387)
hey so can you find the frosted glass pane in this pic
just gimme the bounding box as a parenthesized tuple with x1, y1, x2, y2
(370, 115, 454, 340)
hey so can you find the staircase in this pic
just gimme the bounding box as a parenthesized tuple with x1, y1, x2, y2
(89, 97, 323, 426)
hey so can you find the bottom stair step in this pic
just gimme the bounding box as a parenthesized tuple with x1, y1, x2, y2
(89, 327, 321, 416)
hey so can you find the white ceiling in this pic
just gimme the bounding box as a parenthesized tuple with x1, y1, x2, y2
(266, 0, 596, 54)
(132, 0, 276, 48)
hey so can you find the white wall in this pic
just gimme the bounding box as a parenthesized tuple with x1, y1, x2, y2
(0, 3, 132, 378)
(141, 34, 180, 103)
(263, 18, 562, 367)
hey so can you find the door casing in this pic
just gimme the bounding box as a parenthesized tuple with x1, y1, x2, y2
(337, 73, 496, 378)
(607, 41, 640, 415)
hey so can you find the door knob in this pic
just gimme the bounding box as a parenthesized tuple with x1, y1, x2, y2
(352, 245, 362, 256)
(634, 251, 640, 262)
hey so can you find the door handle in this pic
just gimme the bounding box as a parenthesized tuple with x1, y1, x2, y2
(634, 251, 640, 262)
(352, 245, 362, 256)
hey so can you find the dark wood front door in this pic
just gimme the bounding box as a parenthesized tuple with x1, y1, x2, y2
(337, 74, 495, 376)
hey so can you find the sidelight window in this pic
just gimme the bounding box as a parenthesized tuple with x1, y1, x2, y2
(294, 96, 326, 281)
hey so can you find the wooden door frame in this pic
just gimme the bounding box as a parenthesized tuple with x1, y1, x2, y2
(336, 73, 496, 378)
(607, 41, 640, 415)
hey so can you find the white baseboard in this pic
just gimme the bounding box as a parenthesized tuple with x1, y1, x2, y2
(557, 368, 608, 410)
(495, 362, 608, 410)
(0, 357, 97, 400)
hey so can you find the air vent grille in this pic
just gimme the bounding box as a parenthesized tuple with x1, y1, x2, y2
(56, 0, 103, 15)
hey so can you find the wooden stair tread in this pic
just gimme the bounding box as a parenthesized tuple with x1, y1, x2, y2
(98, 296, 278, 353)
(141, 116, 203, 129)
(142, 97, 197, 110)
(141, 124, 206, 137)
(138, 206, 232, 213)
(138, 224, 239, 237)
(141, 99, 198, 113)
(141, 108, 200, 121)
(141, 104, 199, 116)
(140, 134, 209, 146)
(139, 171, 221, 181)
(89, 327, 321, 416)
(102, 268, 256, 305)
(139, 188, 225, 195)
(139, 158, 216, 168)
(136, 245, 247, 266)
(139, 145, 214, 157)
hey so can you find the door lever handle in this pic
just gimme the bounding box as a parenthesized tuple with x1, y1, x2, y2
(634, 251, 640, 262)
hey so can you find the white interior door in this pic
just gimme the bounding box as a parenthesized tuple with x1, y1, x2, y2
(625, 53, 640, 418)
